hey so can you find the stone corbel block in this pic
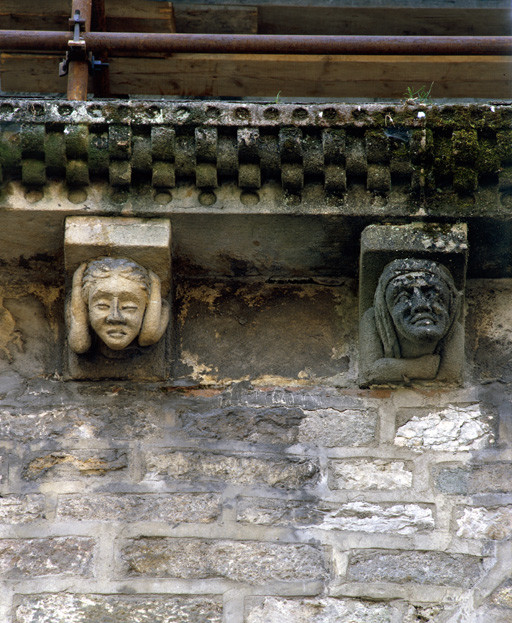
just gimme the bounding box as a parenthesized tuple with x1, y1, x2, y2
(359, 223, 468, 387)
(64, 216, 171, 381)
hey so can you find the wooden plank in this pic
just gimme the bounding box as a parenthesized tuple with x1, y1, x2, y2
(174, 5, 258, 34)
(0, 14, 175, 34)
(258, 7, 511, 36)
(1, 54, 69, 94)
(2, 52, 511, 99)
(0, 0, 175, 32)
(1, 3, 508, 36)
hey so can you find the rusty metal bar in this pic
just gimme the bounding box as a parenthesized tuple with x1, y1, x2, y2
(1, 31, 512, 56)
(67, 0, 92, 101)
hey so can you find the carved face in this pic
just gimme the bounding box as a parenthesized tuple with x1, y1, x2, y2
(385, 271, 451, 346)
(88, 276, 147, 350)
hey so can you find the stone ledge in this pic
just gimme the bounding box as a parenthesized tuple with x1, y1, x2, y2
(0, 99, 510, 202)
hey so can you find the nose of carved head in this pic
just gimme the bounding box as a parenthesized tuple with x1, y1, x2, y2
(410, 287, 431, 313)
(105, 300, 126, 324)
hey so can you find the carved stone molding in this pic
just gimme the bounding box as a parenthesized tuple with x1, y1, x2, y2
(0, 99, 509, 203)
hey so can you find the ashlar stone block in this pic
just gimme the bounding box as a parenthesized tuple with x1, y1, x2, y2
(245, 597, 398, 623)
(120, 538, 327, 583)
(14, 594, 223, 623)
(0, 537, 94, 578)
(347, 549, 483, 588)
(330, 459, 413, 490)
(145, 450, 319, 489)
(56, 493, 221, 523)
(395, 404, 492, 452)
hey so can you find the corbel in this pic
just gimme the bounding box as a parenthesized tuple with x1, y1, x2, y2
(64, 216, 171, 380)
(359, 222, 468, 387)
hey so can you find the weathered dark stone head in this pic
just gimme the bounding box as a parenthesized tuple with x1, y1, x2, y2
(374, 258, 460, 359)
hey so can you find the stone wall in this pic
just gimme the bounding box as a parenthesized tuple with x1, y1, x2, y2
(1, 100, 512, 621)
(0, 259, 512, 622)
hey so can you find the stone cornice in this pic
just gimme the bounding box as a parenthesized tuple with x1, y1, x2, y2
(0, 99, 510, 216)
(1, 98, 512, 280)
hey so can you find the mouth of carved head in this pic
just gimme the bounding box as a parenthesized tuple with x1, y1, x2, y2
(106, 329, 127, 337)
(411, 314, 436, 326)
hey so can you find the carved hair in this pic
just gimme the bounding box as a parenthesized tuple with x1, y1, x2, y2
(81, 257, 150, 303)
(374, 258, 460, 358)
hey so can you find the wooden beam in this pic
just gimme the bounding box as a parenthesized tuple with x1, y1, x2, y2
(1, 3, 509, 36)
(2, 53, 511, 99)
(257, 7, 512, 36)
(0, 0, 175, 33)
(174, 5, 258, 34)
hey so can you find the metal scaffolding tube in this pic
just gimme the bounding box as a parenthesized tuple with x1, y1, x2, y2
(1, 31, 512, 56)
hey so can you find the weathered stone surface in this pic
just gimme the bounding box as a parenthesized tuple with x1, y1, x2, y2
(474, 607, 512, 623)
(181, 405, 304, 445)
(145, 451, 319, 489)
(456, 506, 512, 540)
(395, 404, 492, 452)
(57, 493, 220, 523)
(222, 385, 364, 412)
(347, 549, 483, 588)
(237, 498, 321, 526)
(491, 579, 512, 608)
(315, 501, 434, 534)
(330, 459, 413, 490)
(466, 279, 512, 382)
(64, 217, 171, 293)
(237, 498, 434, 534)
(297, 408, 377, 447)
(181, 406, 376, 447)
(0, 494, 45, 524)
(0, 405, 165, 440)
(14, 594, 222, 623)
(433, 465, 470, 495)
(466, 463, 512, 494)
(23, 450, 128, 480)
(0, 450, 5, 484)
(403, 604, 445, 623)
(176, 282, 356, 383)
(0, 537, 94, 578)
(245, 597, 398, 623)
(120, 538, 327, 583)
(435, 463, 512, 495)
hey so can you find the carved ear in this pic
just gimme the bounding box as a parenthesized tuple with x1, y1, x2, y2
(138, 271, 170, 347)
(67, 262, 92, 354)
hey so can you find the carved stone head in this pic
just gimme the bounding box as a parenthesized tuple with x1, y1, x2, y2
(67, 257, 169, 355)
(374, 258, 460, 358)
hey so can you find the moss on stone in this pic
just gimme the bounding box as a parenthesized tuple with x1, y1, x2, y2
(66, 160, 89, 187)
(497, 131, 512, 165)
(44, 132, 66, 170)
(433, 136, 453, 179)
(365, 130, 390, 163)
(410, 129, 433, 164)
(452, 129, 479, 165)
(453, 166, 478, 194)
(21, 159, 46, 186)
(477, 139, 500, 176)
(0, 129, 22, 169)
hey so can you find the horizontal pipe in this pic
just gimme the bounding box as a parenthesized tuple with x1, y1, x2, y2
(1, 31, 512, 55)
